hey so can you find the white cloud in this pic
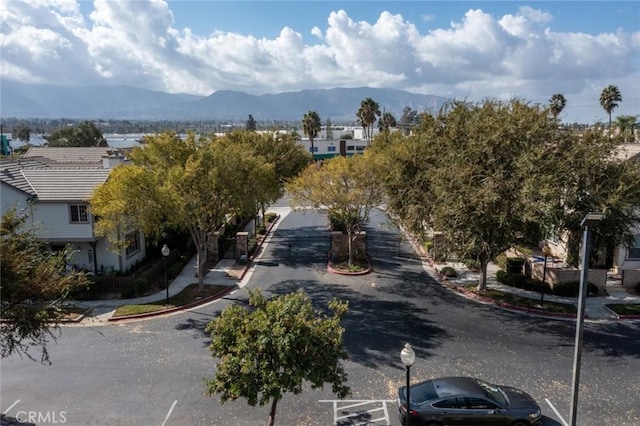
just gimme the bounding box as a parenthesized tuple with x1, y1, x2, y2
(0, 0, 638, 122)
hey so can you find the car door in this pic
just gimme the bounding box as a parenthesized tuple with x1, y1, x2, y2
(463, 397, 508, 425)
(431, 397, 468, 425)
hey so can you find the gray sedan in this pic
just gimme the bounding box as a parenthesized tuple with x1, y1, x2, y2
(397, 376, 542, 425)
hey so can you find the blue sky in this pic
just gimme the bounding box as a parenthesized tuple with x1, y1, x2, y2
(2, 0, 639, 123)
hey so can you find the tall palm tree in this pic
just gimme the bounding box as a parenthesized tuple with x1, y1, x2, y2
(378, 111, 397, 133)
(357, 98, 381, 146)
(599, 85, 622, 135)
(301, 111, 321, 155)
(548, 93, 566, 121)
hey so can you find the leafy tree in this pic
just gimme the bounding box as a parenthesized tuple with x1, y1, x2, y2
(301, 110, 321, 155)
(548, 93, 567, 121)
(1, 209, 87, 364)
(398, 106, 419, 135)
(378, 111, 397, 133)
(204, 288, 350, 426)
(286, 152, 384, 266)
(600, 85, 622, 135)
(384, 100, 560, 290)
(357, 97, 381, 145)
(46, 121, 107, 147)
(325, 117, 333, 139)
(90, 132, 273, 291)
(615, 115, 638, 143)
(13, 122, 32, 142)
(246, 114, 257, 131)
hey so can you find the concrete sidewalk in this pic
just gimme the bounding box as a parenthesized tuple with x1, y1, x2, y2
(76, 256, 238, 320)
(430, 260, 640, 321)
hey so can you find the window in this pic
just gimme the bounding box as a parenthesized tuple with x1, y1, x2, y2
(309, 146, 318, 153)
(347, 145, 354, 151)
(464, 398, 498, 410)
(355, 146, 365, 151)
(327, 146, 336, 152)
(628, 235, 640, 259)
(69, 204, 89, 223)
(433, 398, 463, 409)
(125, 231, 140, 258)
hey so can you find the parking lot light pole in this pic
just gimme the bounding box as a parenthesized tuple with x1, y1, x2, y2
(162, 244, 170, 306)
(400, 343, 415, 426)
(540, 244, 551, 306)
(569, 212, 604, 426)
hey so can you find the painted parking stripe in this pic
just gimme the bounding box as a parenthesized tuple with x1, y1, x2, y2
(545, 398, 568, 426)
(2, 399, 20, 414)
(161, 400, 177, 426)
(320, 400, 395, 425)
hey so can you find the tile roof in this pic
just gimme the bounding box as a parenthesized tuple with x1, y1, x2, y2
(0, 158, 47, 195)
(23, 147, 116, 163)
(21, 169, 110, 201)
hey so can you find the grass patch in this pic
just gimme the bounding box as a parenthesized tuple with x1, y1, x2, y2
(113, 284, 229, 317)
(331, 259, 369, 273)
(606, 304, 640, 316)
(464, 285, 577, 314)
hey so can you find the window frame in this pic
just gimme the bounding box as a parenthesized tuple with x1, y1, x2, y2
(125, 231, 141, 258)
(69, 204, 90, 224)
(627, 235, 640, 260)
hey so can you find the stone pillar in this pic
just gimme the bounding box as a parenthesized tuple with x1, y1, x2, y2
(236, 231, 249, 261)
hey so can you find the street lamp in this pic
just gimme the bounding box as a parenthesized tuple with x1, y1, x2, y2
(162, 244, 170, 306)
(569, 212, 604, 426)
(400, 343, 415, 426)
(539, 244, 552, 306)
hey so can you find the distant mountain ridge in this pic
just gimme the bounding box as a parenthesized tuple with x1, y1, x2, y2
(0, 80, 449, 121)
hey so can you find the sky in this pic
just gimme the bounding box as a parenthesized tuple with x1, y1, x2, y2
(1, 0, 638, 123)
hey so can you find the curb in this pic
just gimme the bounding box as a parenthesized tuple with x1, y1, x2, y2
(327, 261, 372, 275)
(236, 214, 281, 281)
(107, 285, 237, 322)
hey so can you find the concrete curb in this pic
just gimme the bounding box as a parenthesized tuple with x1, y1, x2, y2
(327, 259, 372, 275)
(107, 285, 237, 322)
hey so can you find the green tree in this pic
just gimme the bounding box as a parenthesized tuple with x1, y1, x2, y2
(385, 100, 559, 290)
(246, 114, 257, 131)
(325, 117, 334, 139)
(46, 121, 107, 147)
(548, 93, 567, 121)
(90, 132, 273, 292)
(286, 152, 384, 266)
(398, 106, 419, 135)
(13, 122, 32, 142)
(357, 98, 381, 145)
(614, 115, 638, 143)
(1, 209, 87, 364)
(378, 111, 397, 133)
(600, 85, 622, 135)
(204, 289, 350, 426)
(301, 110, 322, 155)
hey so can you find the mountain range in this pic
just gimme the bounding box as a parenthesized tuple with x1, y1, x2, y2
(0, 80, 449, 122)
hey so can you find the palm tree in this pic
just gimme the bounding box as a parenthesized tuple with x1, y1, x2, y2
(301, 111, 321, 155)
(599, 85, 622, 136)
(357, 98, 381, 146)
(548, 93, 566, 121)
(378, 111, 397, 133)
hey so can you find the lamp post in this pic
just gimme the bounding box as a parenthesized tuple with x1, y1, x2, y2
(400, 343, 415, 426)
(569, 212, 604, 426)
(162, 244, 170, 306)
(539, 244, 552, 306)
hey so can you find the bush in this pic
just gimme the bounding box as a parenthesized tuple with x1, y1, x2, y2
(440, 266, 458, 278)
(134, 278, 148, 296)
(248, 238, 258, 255)
(120, 285, 136, 299)
(495, 254, 507, 270)
(553, 281, 599, 297)
(506, 258, 525, 274)
(264, 212, 278, 223)
(257, 226, 266, 235)
(496, 270, 530, 289)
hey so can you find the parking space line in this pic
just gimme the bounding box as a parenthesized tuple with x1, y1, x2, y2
(2, 399, 20, 414)
(161, 400, 177, 426)
(320, 400, 395, 425)
(545, 398, 568, 426)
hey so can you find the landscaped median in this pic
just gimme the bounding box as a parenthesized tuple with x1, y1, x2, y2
(108, 284, 232, 321)
(605, 303, 640, 320)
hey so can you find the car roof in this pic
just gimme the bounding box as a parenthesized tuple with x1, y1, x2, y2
(429, 377, 486, 398)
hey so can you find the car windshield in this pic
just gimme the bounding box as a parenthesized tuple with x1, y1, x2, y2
(476, 379, 508, 407)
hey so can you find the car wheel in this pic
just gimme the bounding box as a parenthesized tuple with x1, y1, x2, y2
(511, 421, 529, 426)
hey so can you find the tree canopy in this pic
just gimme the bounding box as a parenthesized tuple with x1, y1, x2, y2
(1, 209, 87, 364)
(286, 152, 384, 266)
(90, 132, 275, 291)
(204, 288, 350, 426)
(357, 97, 381, 145)
(600, 85, 622, 132)
(46, 120, 107, 147)
(548, 93, 567, 121)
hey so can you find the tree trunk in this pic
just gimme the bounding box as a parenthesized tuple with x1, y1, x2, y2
(476, 253, 490, 292)
(268, 398, 279, 426)
(196, 245, 206, 293)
